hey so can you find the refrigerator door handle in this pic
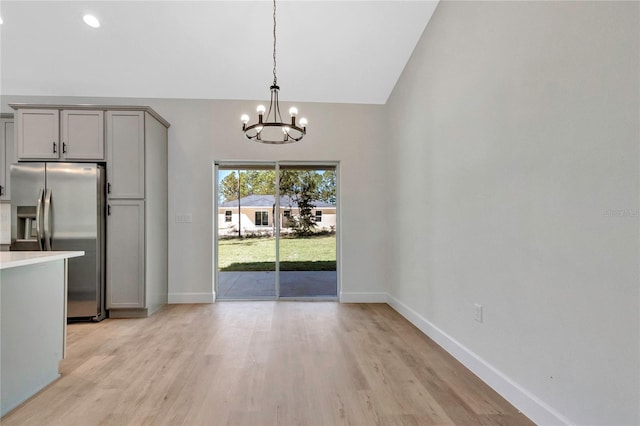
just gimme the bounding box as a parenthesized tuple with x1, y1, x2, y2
(36, 189, 45, 250)
(44, 188, 53, 251)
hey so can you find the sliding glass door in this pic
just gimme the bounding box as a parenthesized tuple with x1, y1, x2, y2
(215, 162, 338, 300)
(278, 165, 337, 298)
(217, 165, 277, 299)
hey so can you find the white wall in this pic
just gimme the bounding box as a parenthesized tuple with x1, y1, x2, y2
(4, 2, 638, 422)
(385, 1, 639, 425)
(1, 96, 389, 303)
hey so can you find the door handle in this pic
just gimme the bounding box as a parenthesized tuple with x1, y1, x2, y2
(107, 182, 111, 194)
(53, 141, 57, 154)
(44, 188, 52, 250)
(62, 142, 67, 153)
(36, 189, 44, 250)
(107, 205, 111, 216)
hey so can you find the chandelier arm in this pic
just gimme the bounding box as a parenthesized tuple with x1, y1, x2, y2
(266, 86, 275, 122)
(274, 87, 283, 123)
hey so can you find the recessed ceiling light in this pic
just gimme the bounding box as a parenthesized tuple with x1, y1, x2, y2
(83, 14, 100, 28)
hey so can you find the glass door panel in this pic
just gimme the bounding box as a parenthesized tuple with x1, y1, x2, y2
(217, 166, 277, 299)
(278, 166, 337, 298)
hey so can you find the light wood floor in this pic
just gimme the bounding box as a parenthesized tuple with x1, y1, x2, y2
(3, 302, 534, 425)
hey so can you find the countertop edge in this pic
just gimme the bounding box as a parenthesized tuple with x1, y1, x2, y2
(0, 251, 85, 270)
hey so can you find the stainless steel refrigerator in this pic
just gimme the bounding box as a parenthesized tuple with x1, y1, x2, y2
(10, 162, 106, 321)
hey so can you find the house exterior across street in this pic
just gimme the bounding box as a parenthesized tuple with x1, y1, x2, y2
(218, 194, 336, 236)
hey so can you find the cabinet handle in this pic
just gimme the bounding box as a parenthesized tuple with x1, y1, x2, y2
(107, 182, 111, 194)
(62, 142, 67, 153)
(53, 142, 57, 154)
(108, 205, 111, 216)
(0, 185, 3, 196)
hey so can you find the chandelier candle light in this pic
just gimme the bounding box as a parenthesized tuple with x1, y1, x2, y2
(241, 0, 307, 144)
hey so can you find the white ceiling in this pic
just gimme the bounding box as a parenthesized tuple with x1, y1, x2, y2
(0, 1, 438, 105)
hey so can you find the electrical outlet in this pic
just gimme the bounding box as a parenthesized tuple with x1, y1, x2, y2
(474, 303, 483, 323)
(175, 213, 192, 223)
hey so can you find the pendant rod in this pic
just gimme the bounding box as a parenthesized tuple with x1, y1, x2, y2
(272, 0, 277, 87)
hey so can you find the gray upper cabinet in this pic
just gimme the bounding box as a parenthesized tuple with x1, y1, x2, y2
(0, 115, 15, 200)
(16, 108, 105, 161)
(61, 110, 105, 160)
(106, 111, 145, 199)
(16, 109, 60, 160)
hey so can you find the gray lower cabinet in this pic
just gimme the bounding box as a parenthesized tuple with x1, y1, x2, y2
(107, 200, 145, 310)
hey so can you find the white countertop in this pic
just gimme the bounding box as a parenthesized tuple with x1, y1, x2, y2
(0, 251, 85, 270)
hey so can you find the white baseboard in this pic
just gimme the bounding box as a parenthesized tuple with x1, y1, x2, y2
(340, 291, 388, 303)
(386, 293, 572, 426)
(168, 292, 215, 304)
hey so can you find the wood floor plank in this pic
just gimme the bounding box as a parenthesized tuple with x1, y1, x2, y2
(1, 302, 534, 426)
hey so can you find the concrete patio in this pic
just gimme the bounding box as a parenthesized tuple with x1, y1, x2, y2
(217, 271, 337, 299)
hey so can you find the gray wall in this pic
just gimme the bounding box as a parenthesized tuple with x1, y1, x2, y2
(1, 96, 389, 303)
(385, 1, 639, 424)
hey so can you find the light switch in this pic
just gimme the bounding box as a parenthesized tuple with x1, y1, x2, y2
(175, 213, 192, 223)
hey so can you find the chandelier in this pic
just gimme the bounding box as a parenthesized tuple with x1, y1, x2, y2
(241, 0, 307, 144)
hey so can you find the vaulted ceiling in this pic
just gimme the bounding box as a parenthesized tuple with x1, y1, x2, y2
(0, 1, 438, 104)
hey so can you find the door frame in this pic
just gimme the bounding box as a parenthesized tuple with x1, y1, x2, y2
(212, 160, 341, 301)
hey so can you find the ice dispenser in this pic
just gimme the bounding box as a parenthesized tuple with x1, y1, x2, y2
(12, 205, 41, 250)
(16, 206, 38, 242)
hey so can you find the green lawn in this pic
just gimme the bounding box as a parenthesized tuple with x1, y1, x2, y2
(218, 235, 336, 271)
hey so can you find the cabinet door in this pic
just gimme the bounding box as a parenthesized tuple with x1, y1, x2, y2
(17, 109, 60, 160)
(61, 110, 105, 160)
(106, 111, 144, 199)
(0, 119, 15, 200)
(107, 200, 145, 309)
